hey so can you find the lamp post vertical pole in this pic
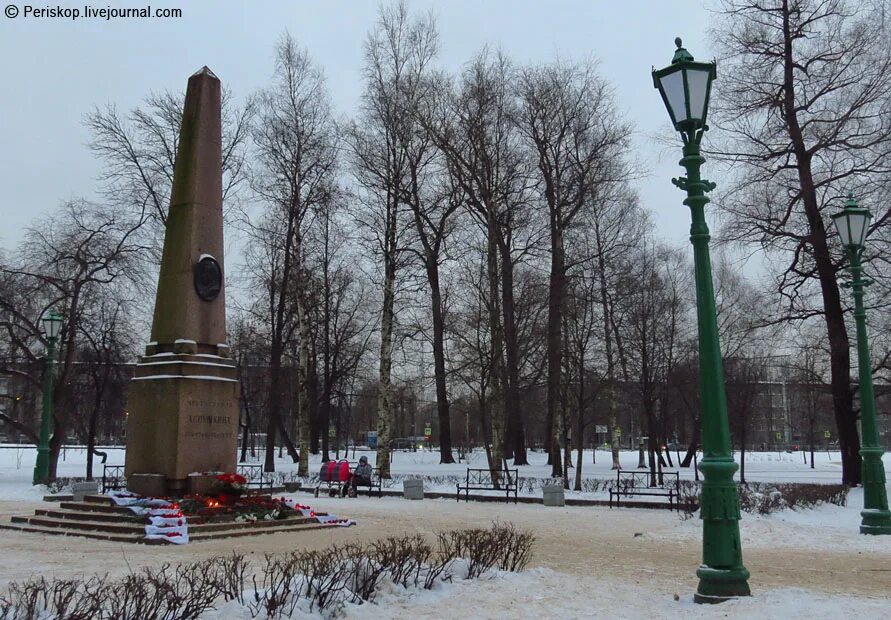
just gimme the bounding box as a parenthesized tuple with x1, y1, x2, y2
(847, 248, 891, 535)
(33, 336, 57, 486)
(674, 138, 751, 602)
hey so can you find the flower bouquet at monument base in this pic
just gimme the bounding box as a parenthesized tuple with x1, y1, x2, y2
(212, 472, 247, 503)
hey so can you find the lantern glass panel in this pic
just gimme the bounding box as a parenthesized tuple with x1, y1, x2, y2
(686, 67, 711, 122)
(833, 213, 852, 247)
(849, 212, 869, 248)
(659, 70, 687, 124)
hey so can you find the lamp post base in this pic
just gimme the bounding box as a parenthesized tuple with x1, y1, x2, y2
(860, 509, 891, 535)
(860, 446, 891, 535)
(695, 566, 752, 603)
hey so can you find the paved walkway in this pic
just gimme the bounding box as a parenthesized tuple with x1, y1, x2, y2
(0, 497, 887, 597)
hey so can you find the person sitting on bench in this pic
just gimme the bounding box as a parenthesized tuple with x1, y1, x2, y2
(343, 455, 373, 497)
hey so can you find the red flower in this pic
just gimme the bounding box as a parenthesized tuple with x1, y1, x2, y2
(215, 473, 247, 485)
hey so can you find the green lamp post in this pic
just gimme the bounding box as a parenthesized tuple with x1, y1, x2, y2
(33, 308, 62, 486)
(831, 194, 891, 535)
(653, 38, 751, 603)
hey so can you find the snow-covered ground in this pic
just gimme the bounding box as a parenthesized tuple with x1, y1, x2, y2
(0, 445, 888, 618)
(0, 443, 877, 500)
(340, 570, 891, 620)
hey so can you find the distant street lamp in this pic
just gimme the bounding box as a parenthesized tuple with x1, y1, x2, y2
(831, 194, 891, 535)
(33, 308, 62, 486)
(653, 38, 751, 603)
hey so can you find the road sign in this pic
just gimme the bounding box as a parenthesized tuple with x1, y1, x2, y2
(615, 427, 622, 437)
(328, 427, 336, 439)
(775, 432, 782, 440)
(824, 430, 831, 439)
(595, 425, 608, 434)
(424, 427, 432, 437)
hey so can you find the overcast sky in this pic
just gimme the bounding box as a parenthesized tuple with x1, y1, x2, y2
(0, 0, 715, 252)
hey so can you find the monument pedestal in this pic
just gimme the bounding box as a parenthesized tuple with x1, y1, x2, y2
(125, 346, 238, 495)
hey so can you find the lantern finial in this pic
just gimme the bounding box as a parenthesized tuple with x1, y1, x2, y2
(672, 38, 695, 63)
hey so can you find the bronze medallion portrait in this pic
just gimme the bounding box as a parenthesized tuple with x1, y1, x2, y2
(194, 255, 222, 301)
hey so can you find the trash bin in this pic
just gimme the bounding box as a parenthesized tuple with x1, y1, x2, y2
(403, 479, 424, 500)
(542, 484, 565, 507)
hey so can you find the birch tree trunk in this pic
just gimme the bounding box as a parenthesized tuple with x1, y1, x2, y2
(376, 194, 398, 478)
(486, 219, 506, 484)
(296, 249, 311, 477)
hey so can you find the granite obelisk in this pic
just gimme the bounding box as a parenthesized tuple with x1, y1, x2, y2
(124, 67, 239, 496)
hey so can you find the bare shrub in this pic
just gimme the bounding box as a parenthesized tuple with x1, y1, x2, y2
(3, 578, 52, 620)
(293, 550, 350, 612)
(47, 576, 107, 620)
(206, 552, 248, 605)
(422, 548, 453, 590)
(248, 553, 302, 619)
(737, 483, 848, 515)
(490, 522, 535, 572)
(369, 535, 429, 588)
(438, 528, 500, 579)
(677, 481, 701, 520)
(341, 543, 386, 602)
(171, 559, 229, 619)
(105, 572, 165, 619)
(0, 523, 536, 618)
(678, 481, 848, 518)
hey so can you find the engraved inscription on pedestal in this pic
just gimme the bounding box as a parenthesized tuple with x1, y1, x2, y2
(184, 398, 236, 441)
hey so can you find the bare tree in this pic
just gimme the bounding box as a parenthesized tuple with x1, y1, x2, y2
(786, 325, 833, 468)
(517, 60, 632, 476)
(228, 316, 267, 464)
(0, 200, 144, 480)
(85, 86, 252, 257)
(619, 243, 690, 485)
(725, 355, 767, 484)
(711, 0, 891, 484)
(348, 2, 438, 477)
(306, 197, 376, 460)
(245, 33, 338, 474)
(563, 269, 603, 490)
(77, 293, 135, 479)
(396, 60, 461, 464)
(449, 249, 498, 470)
(420, 50, 535, 467)
(581, 187, 648, 469)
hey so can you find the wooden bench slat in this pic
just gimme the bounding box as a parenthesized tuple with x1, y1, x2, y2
(456, 468, 519, 503)
(609, 470, 680, 510)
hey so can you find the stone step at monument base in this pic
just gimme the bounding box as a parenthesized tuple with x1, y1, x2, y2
(1, 495, 335, 543)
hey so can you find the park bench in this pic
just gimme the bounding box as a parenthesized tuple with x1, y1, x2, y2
(456, 468, 519, 503)
(608, 469, 680, 510)
(314, 461, 382, 498)
(352, 466, 382, 497)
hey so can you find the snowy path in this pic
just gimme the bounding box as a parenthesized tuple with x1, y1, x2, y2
(0, 493, 887, 599)
(0, 447, 888, 617)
